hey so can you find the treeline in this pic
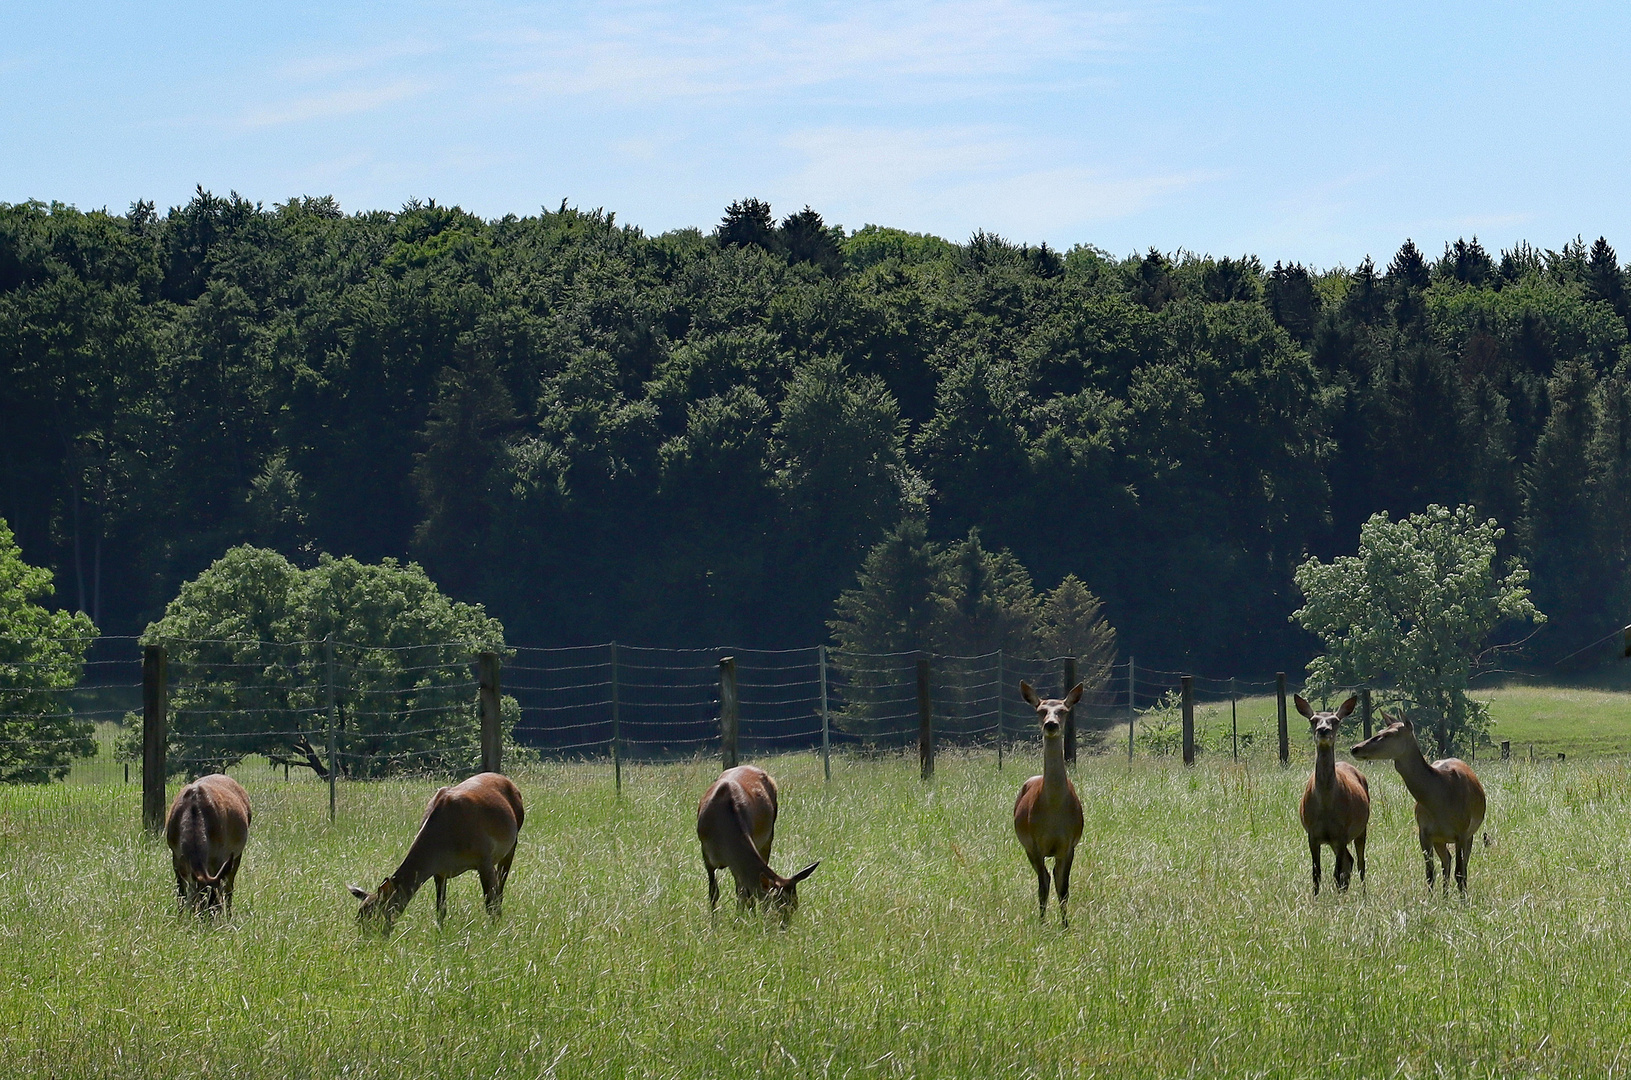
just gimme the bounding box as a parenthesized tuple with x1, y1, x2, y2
(4, 191, 1629, 673)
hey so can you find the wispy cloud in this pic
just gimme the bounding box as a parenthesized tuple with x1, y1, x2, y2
(238, 80, 428, 129)
(778, 125, 1205, 238)
(499, 0, 1149, 104)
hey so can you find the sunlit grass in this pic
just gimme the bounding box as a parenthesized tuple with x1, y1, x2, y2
(6, 748, 1631, 1077)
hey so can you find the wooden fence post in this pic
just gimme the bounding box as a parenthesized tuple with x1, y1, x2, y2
(1360, 687, 1373, 740)
(325, 634, 337, 824)
(1062, 656, 1078, 765)
(1501, 740, 1510, 760)
(719, 656, 739, 770)
(141, 644, 167, 835)
(1127, 655, 1135, 761)
(995, 650, 1004, 771)
(609, 641, 621, 795)
(818, 645, 830, 782)
(1276, 672, 1289, 766)
(1180, 674, 1195, 766)
(1230, 676, 1238, 761)
(916, 654, 933, 781)
(478, 651, 502, 774)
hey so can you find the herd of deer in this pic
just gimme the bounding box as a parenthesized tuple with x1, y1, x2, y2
(161, 684, 1488, 927)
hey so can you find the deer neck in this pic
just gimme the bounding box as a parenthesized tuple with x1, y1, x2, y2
(1041, 735, 1070, 798)
(1313, 742, 1337, 795)
(1390, 741, 1444, 803)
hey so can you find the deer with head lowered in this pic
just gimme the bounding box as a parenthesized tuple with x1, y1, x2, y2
(1296, 694, 1369, 897)
(165, 773, 252, 916)
(696, 765, 819, 923)
(1352, 714, 1486, 893)
(349, 772, 524, 931)
(1014, 681, 1085, 926)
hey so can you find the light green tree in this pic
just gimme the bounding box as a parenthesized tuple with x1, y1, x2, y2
(125, 546, 510, 779)
(0, 517, 97, 783)
(1293, 504, 1542, 755)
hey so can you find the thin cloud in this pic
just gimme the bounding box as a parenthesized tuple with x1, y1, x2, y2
(237, 81, 428, 130)
(778, 125, 1207, 239)
(499, 0, 1150, 104)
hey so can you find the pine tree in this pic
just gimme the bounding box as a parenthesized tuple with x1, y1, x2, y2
(778, 207, 841, 274)
(1266, 261, 1320, 343)
(1587, 237, 1626, 317)
(1520, 360, 1599, 643)
(1038, 575, 1118, 689)
(717, 198, 779, 252)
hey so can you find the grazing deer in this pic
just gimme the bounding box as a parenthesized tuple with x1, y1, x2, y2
(696, 765, 819, 923)
(1014, 681, 1085, 926)
(166, 773, 252, 915)
(1296, 694, 1369, 896)
(1352, 715, 1486, 893)
(349, 772, 524, 930)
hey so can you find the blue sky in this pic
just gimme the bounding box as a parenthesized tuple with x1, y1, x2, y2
(4, 1, 1629, 267)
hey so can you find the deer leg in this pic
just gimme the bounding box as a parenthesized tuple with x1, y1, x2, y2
(479, 862, 501, 918)
(1433, 843, 1453, 894)
(706, 866, 720, 911)
(1420, 832, 1436, 887)
(1454, 836, 1471, 894)
(1334, 845, 1352, 892)
(1354, 832, 1367, 891)
(1054, 848, 1076, 929)
(435, 875, 448, 924)
(220, 854, 241, 916)
(494, 849, 515, 911)
(1308, 836, 1322, 897)
(1027, 850, 1050, 920)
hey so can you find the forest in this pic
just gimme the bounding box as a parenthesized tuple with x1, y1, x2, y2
(3, 191, 1628, 675)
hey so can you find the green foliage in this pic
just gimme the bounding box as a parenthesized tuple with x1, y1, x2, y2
(1294, 505, 1544, 754)
(8, 191, 1631, 677)
(125, 546, 508, 779)
(829, 522, 1116, 732)
(0, 517, 96, 782)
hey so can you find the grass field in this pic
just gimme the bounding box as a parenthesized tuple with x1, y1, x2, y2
(6, 743, 1631, 1079)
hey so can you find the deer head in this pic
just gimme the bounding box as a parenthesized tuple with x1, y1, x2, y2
(1021, 681, 1083, 740)
(757, 860, 820, 922)
(1350, 713, 1419, 761)
(348, 877, 405, 931)
(1295, 693, 1357, 748)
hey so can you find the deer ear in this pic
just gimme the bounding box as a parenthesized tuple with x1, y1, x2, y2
(789, 860, 820, 884)
(348, 884, 369, 901)
(1020, 681, 1039, 706)
(1064, 683, 1083, 707)
(1294, 694, 1313, 719)
(760, 872, 778, 893)
(1337, 695, 1358, 719)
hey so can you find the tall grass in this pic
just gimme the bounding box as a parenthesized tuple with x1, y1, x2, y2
(3, 750, 1631, 1077)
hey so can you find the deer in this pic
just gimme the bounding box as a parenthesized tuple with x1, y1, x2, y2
(165, 773, 252, 916)
(696, 765, 819, 924)
(1013, 681, 1085, 926)
(1351, 714, 1486, 893)
(348, 772, 524, 931)
(1295, 694, 1370, 897)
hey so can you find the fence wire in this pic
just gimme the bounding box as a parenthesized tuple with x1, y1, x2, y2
(0, 637, 1529, 804)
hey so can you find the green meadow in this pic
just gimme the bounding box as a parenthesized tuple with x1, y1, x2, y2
(6, 724, 1631, 1079)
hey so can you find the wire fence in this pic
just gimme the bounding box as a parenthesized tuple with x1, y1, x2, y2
(0, 637, 1535, 807)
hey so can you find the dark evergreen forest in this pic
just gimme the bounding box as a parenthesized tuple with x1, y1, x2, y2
(4, 191, 1629, 673)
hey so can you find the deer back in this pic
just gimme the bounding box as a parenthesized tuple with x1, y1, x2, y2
(405, 772, 523, 879)
(165, 773, 251, 880)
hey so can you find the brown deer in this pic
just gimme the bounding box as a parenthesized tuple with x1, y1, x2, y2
(1352, 714, 1486, 893)
(1295, 694, 1369, 896)
(696, 765, 819, 922)
(165, 773, 252, 915)
(348, 772, 524, 930)
(1014, 681, 1085, 926)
